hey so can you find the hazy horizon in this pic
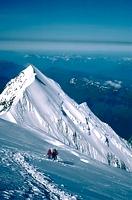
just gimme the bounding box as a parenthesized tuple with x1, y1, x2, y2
(1, 40, 132, 54)
(0, 0, 132, 43)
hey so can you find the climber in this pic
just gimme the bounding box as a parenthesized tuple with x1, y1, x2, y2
(52, 149, 58, 160)
(47, 148, 52, 159)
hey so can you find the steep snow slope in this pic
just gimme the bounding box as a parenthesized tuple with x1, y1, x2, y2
(0, 65, 132, 171)
(0, 118, 132, 200)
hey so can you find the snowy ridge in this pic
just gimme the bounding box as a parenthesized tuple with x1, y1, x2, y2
(0, 65, 132, 171)
(0, 65, 35, 115)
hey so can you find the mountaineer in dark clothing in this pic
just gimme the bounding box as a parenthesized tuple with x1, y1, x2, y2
(52, 149, 58, 160)
(47, 148, 58, 160)
(47, 148, 52, 159)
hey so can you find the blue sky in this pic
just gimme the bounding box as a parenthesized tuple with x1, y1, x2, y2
(0, 0, 132, 42)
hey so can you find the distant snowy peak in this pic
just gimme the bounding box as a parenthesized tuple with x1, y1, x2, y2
(0, 65, 132, 171)
(0, 65, 35, 114)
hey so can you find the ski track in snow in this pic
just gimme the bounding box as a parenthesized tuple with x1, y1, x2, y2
(10, 150, 77, 200)
(0, 148, 78, 200)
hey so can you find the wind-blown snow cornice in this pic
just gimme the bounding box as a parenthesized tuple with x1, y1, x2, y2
(0, 65, 35, 114)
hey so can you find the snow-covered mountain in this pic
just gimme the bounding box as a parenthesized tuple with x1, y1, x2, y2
(0, 65, 132, 172)
(1, 118, 132, 200)
(0, 64, 132, 199)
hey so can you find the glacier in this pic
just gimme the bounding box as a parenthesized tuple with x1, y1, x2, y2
(0, 64, 132, 199)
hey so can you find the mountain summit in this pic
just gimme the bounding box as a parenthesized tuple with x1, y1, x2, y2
(0, 65, 132, 171)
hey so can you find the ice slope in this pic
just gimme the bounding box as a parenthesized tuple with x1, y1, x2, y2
(0, 118, 132, 200)
(0, 65, 132, 171)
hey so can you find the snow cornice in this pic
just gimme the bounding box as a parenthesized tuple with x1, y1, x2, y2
(0, 65, 36, 114)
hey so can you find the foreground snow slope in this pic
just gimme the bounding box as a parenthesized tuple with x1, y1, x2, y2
(0, 118, 132, 200)
(0, 65, 132, 171)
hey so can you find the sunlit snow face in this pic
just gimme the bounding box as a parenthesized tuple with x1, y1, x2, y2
(0, 65, 132, 172)
(0, 116, 132, 200)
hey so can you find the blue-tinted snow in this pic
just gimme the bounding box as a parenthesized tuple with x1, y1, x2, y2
(0, 118, 132, 200)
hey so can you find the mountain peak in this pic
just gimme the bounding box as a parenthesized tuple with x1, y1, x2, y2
(0, 65, 132, 171)
(0, 65, 35, 114)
